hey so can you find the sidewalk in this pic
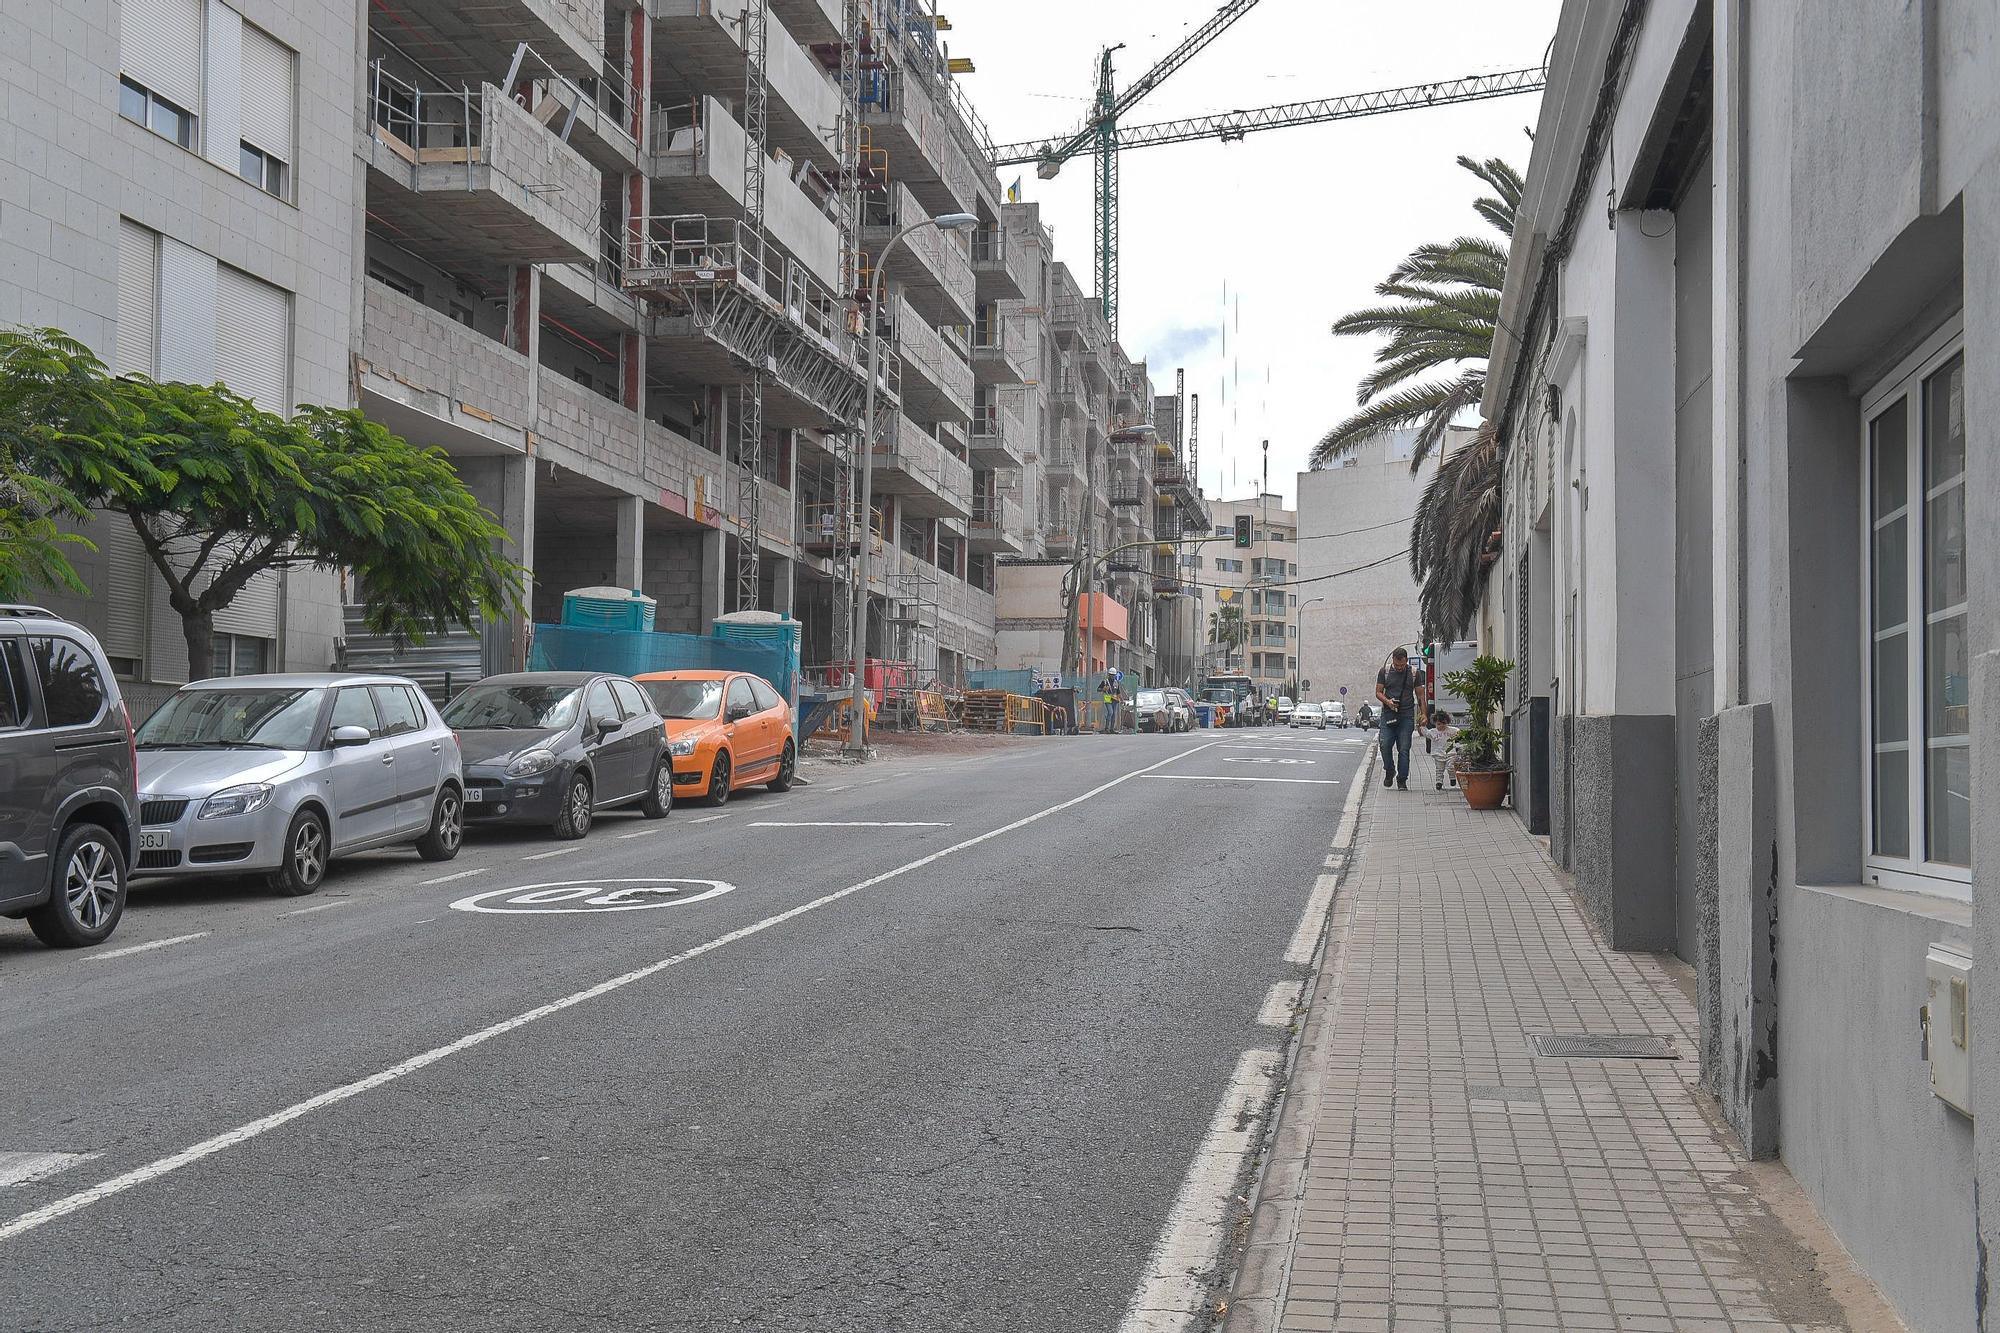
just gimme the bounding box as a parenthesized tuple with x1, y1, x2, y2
(1226, 772, 1892, 1333)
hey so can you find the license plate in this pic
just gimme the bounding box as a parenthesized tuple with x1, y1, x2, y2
(138, 829, 172, 852)
(463, 788, 484, 804)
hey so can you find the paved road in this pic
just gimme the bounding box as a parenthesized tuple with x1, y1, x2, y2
(1, 727, 1372, 1332)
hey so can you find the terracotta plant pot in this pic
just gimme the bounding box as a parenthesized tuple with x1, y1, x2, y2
(1457, 766, 1509, 810)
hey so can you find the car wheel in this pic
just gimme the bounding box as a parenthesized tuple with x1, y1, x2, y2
(702, 751, 732, 808)
(640, 758, 673, 818)
(27, 823, 128, 948)
(554, 772, 594, 840)
(767, 741, 796, 793)
(416, 786, 463, 862)
(267, 809, 329, 897)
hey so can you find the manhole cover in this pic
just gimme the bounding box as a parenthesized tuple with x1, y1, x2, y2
(1530, 1033, 1677, 1060)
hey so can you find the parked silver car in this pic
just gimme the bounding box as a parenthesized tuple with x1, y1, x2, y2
(134, 673, 465, 896)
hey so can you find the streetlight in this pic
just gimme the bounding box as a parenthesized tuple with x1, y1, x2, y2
(847, 210, 979, 755)
(1297, 595, 1326, 702)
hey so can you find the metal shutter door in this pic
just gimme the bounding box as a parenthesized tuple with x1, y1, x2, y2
(120, 0, 203, 113)
(238, 21, 293, 162)
(156, 238, 217, 385)
(213, 263, 288, 412)
(114, 219, 157, 377)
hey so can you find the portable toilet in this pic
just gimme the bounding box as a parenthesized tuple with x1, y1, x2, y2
(561, 586, 656, 632)
(711, 610, 801, 696)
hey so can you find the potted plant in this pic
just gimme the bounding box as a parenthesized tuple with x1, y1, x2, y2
(1440, 655, 1514, 810)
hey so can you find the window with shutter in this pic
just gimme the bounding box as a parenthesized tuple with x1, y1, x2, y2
(238, 22, 294, 168)
(213, 264, 289, 413)
(115, 220, 158, 378)
(120, 0, 203, 142)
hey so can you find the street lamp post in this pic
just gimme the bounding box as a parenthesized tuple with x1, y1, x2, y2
(847, 211, 979, 756)
(1298, 596, 1326, 702)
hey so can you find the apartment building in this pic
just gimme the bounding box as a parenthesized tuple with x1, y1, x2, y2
(1196, 494, 1297, 692)
(5, 0, 1150, 700)
(1484, 3, 1997, 1324)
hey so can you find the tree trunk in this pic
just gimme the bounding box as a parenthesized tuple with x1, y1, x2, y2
(182, 608, 215, 683)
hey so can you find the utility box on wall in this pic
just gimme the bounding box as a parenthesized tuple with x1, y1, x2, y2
(1925, 944, 1973, 1117)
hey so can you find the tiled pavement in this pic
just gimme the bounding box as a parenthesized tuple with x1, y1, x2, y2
(1225, 772, 1864, 1333)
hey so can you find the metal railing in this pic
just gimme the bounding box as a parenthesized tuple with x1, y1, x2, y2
(368, 61, 481, 185)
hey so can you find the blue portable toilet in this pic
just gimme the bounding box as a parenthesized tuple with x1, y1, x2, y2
(711, 610, 802, 699)
(561, 586, 656, 632)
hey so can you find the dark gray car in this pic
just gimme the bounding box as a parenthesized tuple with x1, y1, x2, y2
(443, 672, 671, 839)
(0, 605, 138, 947)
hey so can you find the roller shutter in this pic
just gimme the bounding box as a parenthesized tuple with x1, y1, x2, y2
(238, 21, 293, 163)
(120, 0, 203, 114)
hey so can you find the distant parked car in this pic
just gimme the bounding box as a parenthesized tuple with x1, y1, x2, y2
(1135, 687, 1192, 734)
(634, 670, 795, 807)
(1292, 702, 1325, 729)
(1166, 687, 1197, 730)
(1272, 696, 1295, 724)
(445, 672, 670, 837)
(1326, 701, 1348, 728)
(135, 673, 463, 896)
(0, 606, 137, 947)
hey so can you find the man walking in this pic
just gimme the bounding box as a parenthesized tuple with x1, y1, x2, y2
(1375, 646, 1425, 789)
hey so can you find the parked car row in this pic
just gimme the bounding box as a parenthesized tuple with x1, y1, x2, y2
(1135, 687, 1196, 733)
(0, 605, 798, 950)
(1288, 700, 1352, 729)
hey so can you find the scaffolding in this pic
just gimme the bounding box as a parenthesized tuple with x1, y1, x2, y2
(735, 0, 773, 613)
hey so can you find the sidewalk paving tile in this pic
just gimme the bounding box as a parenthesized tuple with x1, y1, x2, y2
(1238, 782, 1858, 1332)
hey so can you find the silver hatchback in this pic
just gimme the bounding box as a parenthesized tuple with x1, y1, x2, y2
(134, 673, 465, 895)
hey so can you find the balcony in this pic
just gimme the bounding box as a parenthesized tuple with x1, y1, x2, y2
(1044, 420, 1084, 481)
(356, 282, 533, 458)
(374, 0, 602, 81)
(870, 414, 973, 520)
(1052, 285, 1109, 358)
(651, 98, 841, 289)
(365, 75, 601, 268)
(971, 311, 1030, 386)
(770, 0, 841, 43)
(969, 397, 1028, 468)
(651, 0, 839, 170)
(884, 297, 972, 425)
(971, 229, 1033, 301)
(970, 493, 1024, 555)
(863, 183, 976, 327)
(861, 70, 976, 216)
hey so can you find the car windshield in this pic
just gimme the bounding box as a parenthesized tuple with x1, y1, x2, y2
(642, 678, 725, 720)
(1136, 690, 1165, 707)
(137, 687, 322, 751)
(1202, 688, 1234, 703)
(443, 683, 581, 730)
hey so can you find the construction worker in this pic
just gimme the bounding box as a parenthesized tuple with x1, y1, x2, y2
(1099, 671, 1119, 733)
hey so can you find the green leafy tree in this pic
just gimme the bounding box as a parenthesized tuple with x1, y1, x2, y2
(0, 328, 523, 678)
(1208, 602, 1245, 668)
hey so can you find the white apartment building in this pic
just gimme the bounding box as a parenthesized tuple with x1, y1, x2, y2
(1196, 494, 1297, 693)
(1486, 3, 1997, 1325)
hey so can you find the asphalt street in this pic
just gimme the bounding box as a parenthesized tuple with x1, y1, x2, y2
(1, 726, 1373, 1332)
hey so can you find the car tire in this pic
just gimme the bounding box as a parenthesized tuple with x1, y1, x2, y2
(767, 741, 796, 793)
(267, 809, 329, 897)
(27, 822, 128, 948)
(640, 758, 673, 818)
(702, 752, 732, 808)
(553, 772, 594, 840)
(415, 786, 463, 862)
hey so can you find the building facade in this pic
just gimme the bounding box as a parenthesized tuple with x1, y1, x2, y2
(1196, 494, 1297, 692)
(5, 0, 1148, 704)
(1294, 426, 1444, 708)
(1486, 3, 1998, 1326)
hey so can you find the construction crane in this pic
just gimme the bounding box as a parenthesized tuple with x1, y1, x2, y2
(993, 57, 1547, 335)
(993, 0, 1265, 334)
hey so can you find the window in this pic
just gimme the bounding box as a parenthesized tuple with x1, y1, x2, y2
(586, 681, 622, 728)
(749, 678, 782, 713)
(610, 679, 650, 720)
(0, 640, 32, 730)
(1864, 331, 1972, 889)
(330, 686, 379, 734)
(30, 638, 106, 728)
(120, 76, 198, 149)
(371, 685, 423, 738)
(209, 633, 272, 678)
(367, 262, 424, 301)
(726, 677, 757, 719)
(238, 20, 294, 200)
(239, 142, 285, 198)
(215, 263, 290, 412)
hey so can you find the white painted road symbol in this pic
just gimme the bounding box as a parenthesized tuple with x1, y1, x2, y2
(450, 878, 737, 915)
(1219, 757, 1316, 765)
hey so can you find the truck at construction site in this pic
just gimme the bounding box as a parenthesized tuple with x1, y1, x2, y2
(1200, 672, 1263, 727)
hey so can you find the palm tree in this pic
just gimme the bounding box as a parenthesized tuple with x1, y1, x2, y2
(1208, 603, 1245, 669)
(1408, 428, 1503, 642)
(1310, 155, 1520, 472)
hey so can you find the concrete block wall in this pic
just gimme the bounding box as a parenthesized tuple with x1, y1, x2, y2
(362, 283, 535, 430)
(641, 531, 710, 634)
(470, 84, 603, 258)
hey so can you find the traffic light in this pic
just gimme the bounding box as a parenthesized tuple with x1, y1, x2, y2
(1233, 514, 1252, 548)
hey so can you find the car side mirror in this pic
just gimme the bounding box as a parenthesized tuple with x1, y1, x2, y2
(592, 716, 617, 740)
(330, 725, 372, 747)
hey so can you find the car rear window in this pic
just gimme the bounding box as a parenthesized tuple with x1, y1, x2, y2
(610, 679, 651, 719)
(29, 636, 105, 727)
(0, 639, 31, 730)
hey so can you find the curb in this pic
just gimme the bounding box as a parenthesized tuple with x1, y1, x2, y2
(1219, 755, 1372, 1333)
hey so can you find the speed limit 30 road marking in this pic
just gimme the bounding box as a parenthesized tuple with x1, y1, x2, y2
(450, 878, 736, 915)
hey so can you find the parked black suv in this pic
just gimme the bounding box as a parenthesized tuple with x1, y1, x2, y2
(0, 606, 138, 947)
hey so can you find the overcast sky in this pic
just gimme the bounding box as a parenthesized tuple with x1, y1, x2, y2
(941, 0, 1560, 507)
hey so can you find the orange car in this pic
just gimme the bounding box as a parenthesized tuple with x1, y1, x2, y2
(632, 670, 796, 807)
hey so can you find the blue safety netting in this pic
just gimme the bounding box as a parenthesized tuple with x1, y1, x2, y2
(528, 625, 792, 703)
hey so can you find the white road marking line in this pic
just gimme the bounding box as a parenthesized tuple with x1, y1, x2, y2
(616, 827, 661, 839)
(522, 847, 578, 861)
(421, 867, 489, 886)
(0, 740, 1222, 1245)
(687, 813, 734, 824)
(1256, 980, 1305, 1028)
(1284, 874, 1343, 966)
(1143, 774, 1345, 785)
(87, 932, 208, 961)
(817, 785, 849, 793)
(280, 899, 352, 917)
(0, 1153, 98, 1189)
(1115, 1048, 1283, 1332)
(749, 821, 948, 828)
